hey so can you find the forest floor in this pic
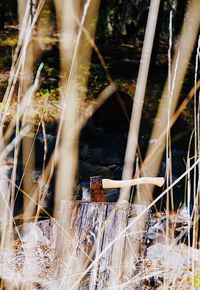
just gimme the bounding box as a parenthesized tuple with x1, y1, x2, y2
(0, 26, 195, 132)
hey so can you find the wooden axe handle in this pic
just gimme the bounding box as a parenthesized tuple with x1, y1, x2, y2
(102, 177, 165, 189)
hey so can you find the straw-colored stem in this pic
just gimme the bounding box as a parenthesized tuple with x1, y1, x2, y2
(120, 0, 161, 201)
(140, 0, 200, 202)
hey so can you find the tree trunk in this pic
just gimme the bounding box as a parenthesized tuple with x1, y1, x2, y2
(150, 0, 164, 67)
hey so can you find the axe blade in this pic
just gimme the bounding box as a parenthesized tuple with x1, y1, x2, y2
(90, 176, 107, 202)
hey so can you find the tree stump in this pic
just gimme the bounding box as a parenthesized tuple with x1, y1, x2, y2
(0, 202, 150, 289)
(55, 201, 150, 289)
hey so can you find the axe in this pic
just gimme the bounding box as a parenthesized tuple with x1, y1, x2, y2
(89, 176, 165, 202)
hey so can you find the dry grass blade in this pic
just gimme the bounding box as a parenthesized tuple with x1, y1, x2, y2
(140, 0, 200, 201)
(120, 0, 161, 202)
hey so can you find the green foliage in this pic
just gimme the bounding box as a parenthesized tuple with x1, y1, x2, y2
(0, 102, 4, 110)
(187, 273, 200, 288)
(43, 63, 56, 77)
(0, 36, 18, 46)
(96, 0, 150, 44)
(88, 63, 110, 98)
(37, 87, 61, 103)
(31, 87, 61, 123)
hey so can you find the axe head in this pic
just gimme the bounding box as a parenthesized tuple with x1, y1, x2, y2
(89, 175, 164, 202)
(90, 176, 107, 202)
